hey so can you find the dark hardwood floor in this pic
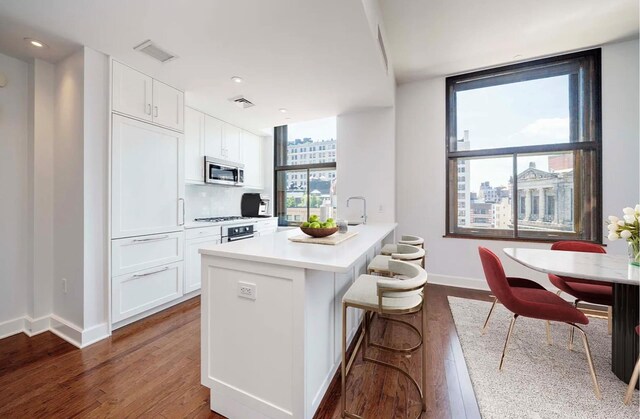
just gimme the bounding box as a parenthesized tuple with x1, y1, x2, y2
(0, 284, 491, 418)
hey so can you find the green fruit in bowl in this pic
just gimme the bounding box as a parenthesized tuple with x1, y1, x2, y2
(310, 222, 321, 228)
(301, 221, 310, 228)
(309, 215, 319, 222)
(326, 218, 334, 224)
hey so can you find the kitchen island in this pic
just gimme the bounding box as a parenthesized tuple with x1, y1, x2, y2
(199, 223, 397, 419)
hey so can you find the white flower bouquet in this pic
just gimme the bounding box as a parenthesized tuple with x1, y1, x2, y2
(607, 205, 640, 266)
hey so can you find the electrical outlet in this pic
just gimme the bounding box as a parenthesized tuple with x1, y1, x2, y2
(237, 281, 257, 300)
(62, 278, 68, 294)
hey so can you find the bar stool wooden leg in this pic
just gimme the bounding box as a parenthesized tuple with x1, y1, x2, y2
(624, 356, 640, 405)
(421, 302, 427, 411)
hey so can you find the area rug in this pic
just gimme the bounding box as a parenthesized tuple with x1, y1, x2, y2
(447, 297, 638, 418)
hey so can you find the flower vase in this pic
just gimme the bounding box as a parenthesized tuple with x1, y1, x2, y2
(629, 241, 640, 267)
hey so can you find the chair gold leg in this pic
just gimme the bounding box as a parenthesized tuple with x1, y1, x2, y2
(421, 302, 427, 412)
(341, 303, 347, 418)
(499, 314, 518, 371)
(607, 306, 612, 336)
(546, 321, 552, 345)
(624, 356, 640, 405)
(569, 300, 579, 351)
(481, 297, 498, 335)
(570, 323, 601, 399)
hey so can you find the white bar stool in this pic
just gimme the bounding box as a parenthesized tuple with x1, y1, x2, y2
(381, 235, 424, 256)
(341, 260, 428, 419)
(367, 244, 426, 275)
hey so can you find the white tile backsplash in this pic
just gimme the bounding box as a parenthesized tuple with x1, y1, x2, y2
(185, 184, 268, 220)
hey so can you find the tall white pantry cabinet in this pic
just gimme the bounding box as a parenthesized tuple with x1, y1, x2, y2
(110, 60, 186, 326)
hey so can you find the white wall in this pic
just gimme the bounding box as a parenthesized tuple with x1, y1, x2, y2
(82, 47, 109, 331)
(30, 59, 55, 322)
(601, 40, 640, 243)
(0, 52, 29, 333)
(337, 107, 395, 224)
(395, 40, 640, 290)
(53, 49, 85, 326)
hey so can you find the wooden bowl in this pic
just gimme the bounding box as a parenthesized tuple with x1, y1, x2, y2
(300, 226, 338, 238)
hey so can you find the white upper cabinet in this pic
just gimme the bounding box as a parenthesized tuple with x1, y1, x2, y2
(112, 61, 152, 122)
(204, 115, 224, 160)
(152, 80, 184, 131)
(223, 123, 242, 162)
(112, 115, 185, 239)
(111, 60, 184, 132)
(185, 107, 205, 183)
(242, 131, 263, 189)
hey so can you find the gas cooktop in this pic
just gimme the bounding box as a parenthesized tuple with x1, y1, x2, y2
(193, 216, 251, 223)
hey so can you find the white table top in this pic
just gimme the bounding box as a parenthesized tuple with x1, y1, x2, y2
(199, 223, 397, 273)
(503, 248, 640, 286)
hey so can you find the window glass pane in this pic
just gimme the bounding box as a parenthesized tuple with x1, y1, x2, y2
(276, 169, 307, 224)
(451, 156, 513, 233)
(276, 117, 337, 166)
(309, 169, 337, 221)
(455, 75, 570, 151)
(516, 151, 576, 235)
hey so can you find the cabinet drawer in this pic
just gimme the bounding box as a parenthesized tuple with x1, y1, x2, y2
(112, 262, 183, 323)
(256, 219, 278, 231)
(112, 232, 184, 276)
(186, 227, 221, 240)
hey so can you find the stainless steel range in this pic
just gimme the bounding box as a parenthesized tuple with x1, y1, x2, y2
(194, 216, 255, 242)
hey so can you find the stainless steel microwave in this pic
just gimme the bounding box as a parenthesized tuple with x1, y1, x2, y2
(204, 157, 244, 186)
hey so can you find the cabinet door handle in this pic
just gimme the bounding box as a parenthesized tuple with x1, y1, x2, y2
(154, 106, 158, 118)
(133, 234, 169, 242)
(178, 198, 185, 226)
(133, 266, 170, 278)
(146, 104, 152, 115)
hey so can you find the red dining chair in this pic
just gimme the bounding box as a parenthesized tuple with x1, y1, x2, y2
(548, 241, 611, 349)
(624, 325, 640, 405)
(478, 247, 601, 399)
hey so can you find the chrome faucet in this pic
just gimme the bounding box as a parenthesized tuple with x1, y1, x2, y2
(346, 196, 367, 224)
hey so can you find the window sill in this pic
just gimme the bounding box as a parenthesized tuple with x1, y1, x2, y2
(442, 233, 605, 246)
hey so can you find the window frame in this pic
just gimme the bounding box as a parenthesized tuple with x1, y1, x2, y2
(444, 49, 602, 243)
(274, 125, 337, 226)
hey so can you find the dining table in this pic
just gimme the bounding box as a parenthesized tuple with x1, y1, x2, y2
(503, 247, 640, 386)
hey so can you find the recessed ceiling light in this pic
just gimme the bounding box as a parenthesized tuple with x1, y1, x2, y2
(279, 108, 288, 113)
(231, 76, 243, 83)
(513, 54, 522, 59)
(25, 38, 47, 48)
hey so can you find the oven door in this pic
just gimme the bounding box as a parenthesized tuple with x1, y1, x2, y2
(205, 160, 238, 185)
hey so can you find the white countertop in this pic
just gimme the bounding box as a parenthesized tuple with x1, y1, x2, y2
(503, 247, 640, 285)
(199, 223, 397, 273)
(185, 216, 277, 229)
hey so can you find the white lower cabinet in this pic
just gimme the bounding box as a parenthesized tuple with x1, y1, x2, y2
(112, 261, 184, 323)
(255, 218, 278, 236)
(185, 233, 221, 294)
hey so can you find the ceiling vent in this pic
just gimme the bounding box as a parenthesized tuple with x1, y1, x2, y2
(377, 25, 389, 74)
(133, 40, 177, 63)
(229, 95, 255, 109)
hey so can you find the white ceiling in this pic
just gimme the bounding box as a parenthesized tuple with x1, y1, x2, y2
(380, 0, 640, 83)
(0, 0, 393, 135)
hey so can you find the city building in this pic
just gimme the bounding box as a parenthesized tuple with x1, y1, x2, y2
(456, 130, 471, 227)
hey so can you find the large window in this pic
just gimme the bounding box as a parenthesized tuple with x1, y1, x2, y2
(274, 117, 337, 226)
(446, 49, 602, 242)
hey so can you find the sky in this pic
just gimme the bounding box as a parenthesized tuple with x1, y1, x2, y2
(456, 75, 570, 192)
(288, 116, 336, 142)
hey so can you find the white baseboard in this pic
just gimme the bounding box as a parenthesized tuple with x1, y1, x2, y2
(49, 314, 84, 348)
(0, 317, 26, 340)
(1, 314, 110, 349)
(23, 315, 51, 337)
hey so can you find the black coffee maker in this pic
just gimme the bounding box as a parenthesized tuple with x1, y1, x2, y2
(241, 193, 271, 217)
